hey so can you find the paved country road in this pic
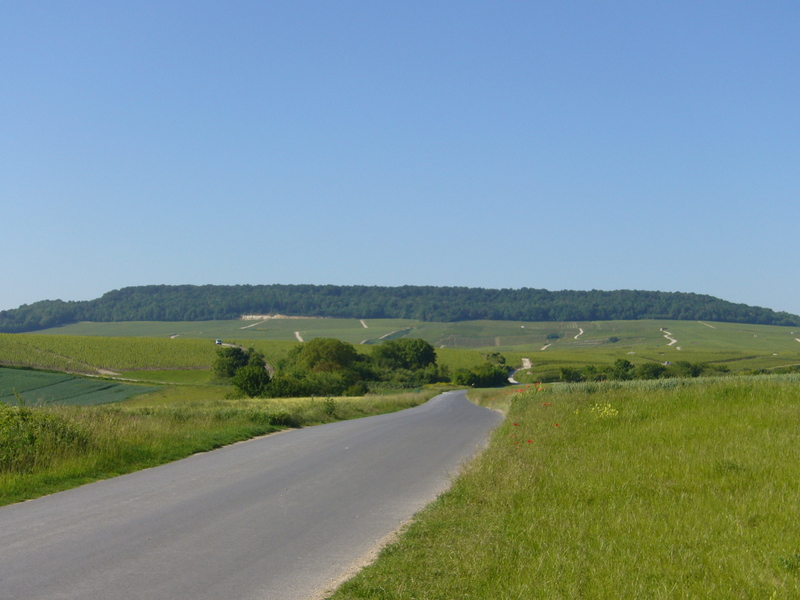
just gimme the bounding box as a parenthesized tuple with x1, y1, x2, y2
(0, 390, 502, 600)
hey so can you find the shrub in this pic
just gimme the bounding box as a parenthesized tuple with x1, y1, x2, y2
(0, 404, 89, 473)
(231, 365, 271, 398)
(452, 363, 509, 387)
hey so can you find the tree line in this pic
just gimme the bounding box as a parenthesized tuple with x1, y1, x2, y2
(2, 284, 798, 333)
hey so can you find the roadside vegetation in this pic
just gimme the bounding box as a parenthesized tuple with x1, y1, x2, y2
(0, 389, 438, 506)
(329, 375, 800, 599)
(517, 358, 733, 384)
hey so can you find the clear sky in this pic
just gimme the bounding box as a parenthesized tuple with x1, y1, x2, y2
(2, 2, 798, 315)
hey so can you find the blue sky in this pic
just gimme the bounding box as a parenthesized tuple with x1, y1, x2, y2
(2, 2, 798, 315)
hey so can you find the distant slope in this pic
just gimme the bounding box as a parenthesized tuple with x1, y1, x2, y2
(1, 284, 799, 333)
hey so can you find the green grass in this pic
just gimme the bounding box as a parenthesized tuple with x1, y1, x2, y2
(0, 388, 438, 506)
(117, 369, 212, 384)
(328, 375, 800, 599)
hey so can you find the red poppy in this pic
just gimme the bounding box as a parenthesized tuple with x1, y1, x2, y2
(554, 423, 559, 427)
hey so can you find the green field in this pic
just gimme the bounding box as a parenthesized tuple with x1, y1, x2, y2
(33, 318, 418, 345)
(3, 318, 798, 410)
(329, 375, 800, 599)
(0, 367, 158, 406)
(26, 318, 800, 376)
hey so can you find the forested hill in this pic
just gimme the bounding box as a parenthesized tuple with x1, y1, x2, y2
(2, 284, 799, 333)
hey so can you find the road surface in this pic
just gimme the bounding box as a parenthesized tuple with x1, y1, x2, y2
(0, 390, 501, 600)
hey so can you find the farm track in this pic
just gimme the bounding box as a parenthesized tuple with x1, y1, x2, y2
(662, 329, 679, 348)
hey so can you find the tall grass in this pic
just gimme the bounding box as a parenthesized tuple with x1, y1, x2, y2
(330, 375, 800, 599)
(0, 391, 435, 506)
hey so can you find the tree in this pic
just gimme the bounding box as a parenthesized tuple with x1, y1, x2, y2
(286, 338, 361, 373)
(213, 346, 266, 379)
(610, 358, 634, 381)
(373, 338, 437, 370)
(483, 352, 506, 366)
(671, 361, 704, 378)
(212, 346, 250, 378)
(231, 365, 271, 397)
(635, 362, 667, 379)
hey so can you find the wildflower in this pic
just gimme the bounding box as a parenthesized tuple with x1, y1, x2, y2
(554, 423, 559, 427)
(513, 422, 518, 426)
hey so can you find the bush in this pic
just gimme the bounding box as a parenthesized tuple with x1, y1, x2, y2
(635, 362, 667, 380)
(452, 363, 509, 387)
(373, 338, 437, 370)
(559, 367, 582, 383)
(231, 365, 271, 398)
(0, 404, 89, 473)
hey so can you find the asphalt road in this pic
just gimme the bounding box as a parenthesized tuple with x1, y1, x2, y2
(0, 390, 502, 600)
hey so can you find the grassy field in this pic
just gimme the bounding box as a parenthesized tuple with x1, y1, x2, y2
(328, 375, 800, 599)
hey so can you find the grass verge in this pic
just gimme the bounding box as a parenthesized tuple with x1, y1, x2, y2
(0, 390, 437, 507)
(328, 375, 800, 599)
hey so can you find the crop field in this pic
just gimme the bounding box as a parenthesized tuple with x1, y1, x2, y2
(0, 333, 219, 373)
(29, 319, 800, 376)
(330, 375, 800, 599)
(0, 367, 158, 406)
(34, 319, 420, 345)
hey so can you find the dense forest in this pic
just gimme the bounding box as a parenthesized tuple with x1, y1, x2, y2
(1, 284, 799, 333)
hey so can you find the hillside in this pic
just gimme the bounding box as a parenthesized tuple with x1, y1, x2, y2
(2, 284, 799, 333)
